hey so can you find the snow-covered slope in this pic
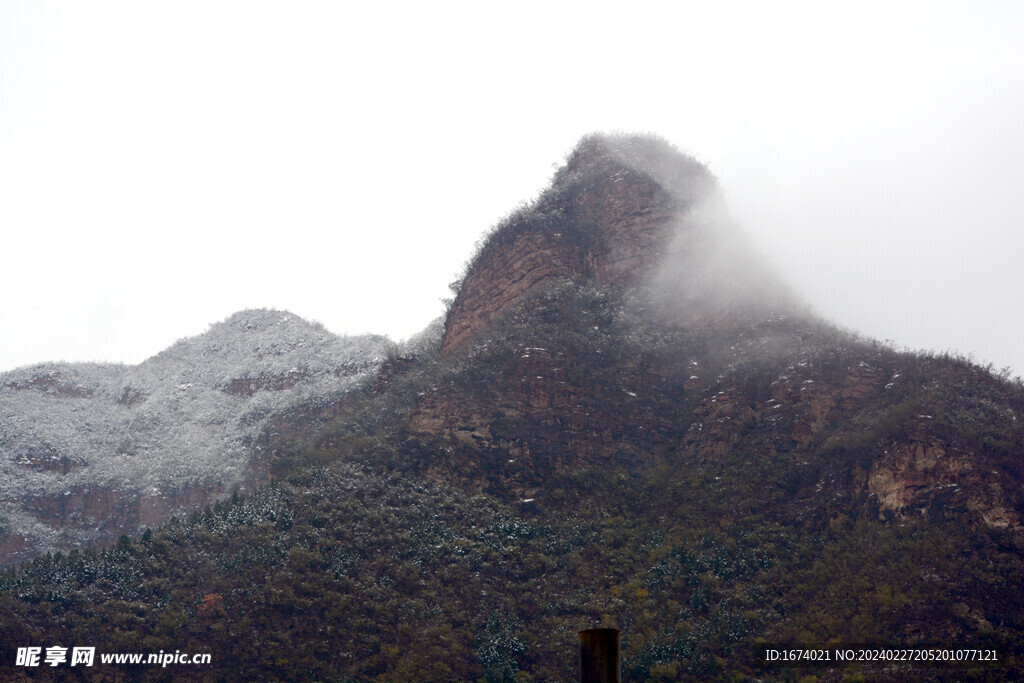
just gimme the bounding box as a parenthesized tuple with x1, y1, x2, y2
(0, 309, 388, 563)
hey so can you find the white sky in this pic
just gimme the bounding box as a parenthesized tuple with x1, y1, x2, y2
(2, 1, 1022, 376)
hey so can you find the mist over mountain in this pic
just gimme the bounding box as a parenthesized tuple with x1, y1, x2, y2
(1, 133, 1022, 680)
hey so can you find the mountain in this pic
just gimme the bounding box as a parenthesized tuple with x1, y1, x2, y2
(403, 135, 1022, 533)
(0, 309, 388, 564)
(0, 133, 1022, 681)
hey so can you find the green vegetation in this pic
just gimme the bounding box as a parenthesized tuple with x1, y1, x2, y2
(1, 453, 1021, 681)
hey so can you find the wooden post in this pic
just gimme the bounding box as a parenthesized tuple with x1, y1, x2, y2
(579, 628, 620, 683)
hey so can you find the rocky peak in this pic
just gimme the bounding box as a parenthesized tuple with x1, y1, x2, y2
(412, 134, 1023, 536)
(440, 133, 785, 354)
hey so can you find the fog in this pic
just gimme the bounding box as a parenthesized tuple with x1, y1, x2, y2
(1, 2, 1021, 376)
(645, 190, 803, 328)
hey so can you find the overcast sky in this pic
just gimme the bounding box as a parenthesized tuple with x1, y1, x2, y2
(1, 1, 1022, 377)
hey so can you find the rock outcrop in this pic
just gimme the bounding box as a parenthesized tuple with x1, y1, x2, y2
(442, 134, 715, 354)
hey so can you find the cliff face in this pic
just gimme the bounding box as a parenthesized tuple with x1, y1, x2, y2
(441, 135, 714, 354)
(442, 230, 580, 354)
(409, 332, 678, 496)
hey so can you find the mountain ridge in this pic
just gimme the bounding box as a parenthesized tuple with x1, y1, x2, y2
(0, 308, 388, 564)
(395, 134, 1023, 533)
(0, 133, 1022, 680)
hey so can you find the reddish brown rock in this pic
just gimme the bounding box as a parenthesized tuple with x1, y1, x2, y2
(441, 135, 709, 355)
(4, 371, 93, 398)
(443, 231, 581, 354)
(868, 429, 1021, 530)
